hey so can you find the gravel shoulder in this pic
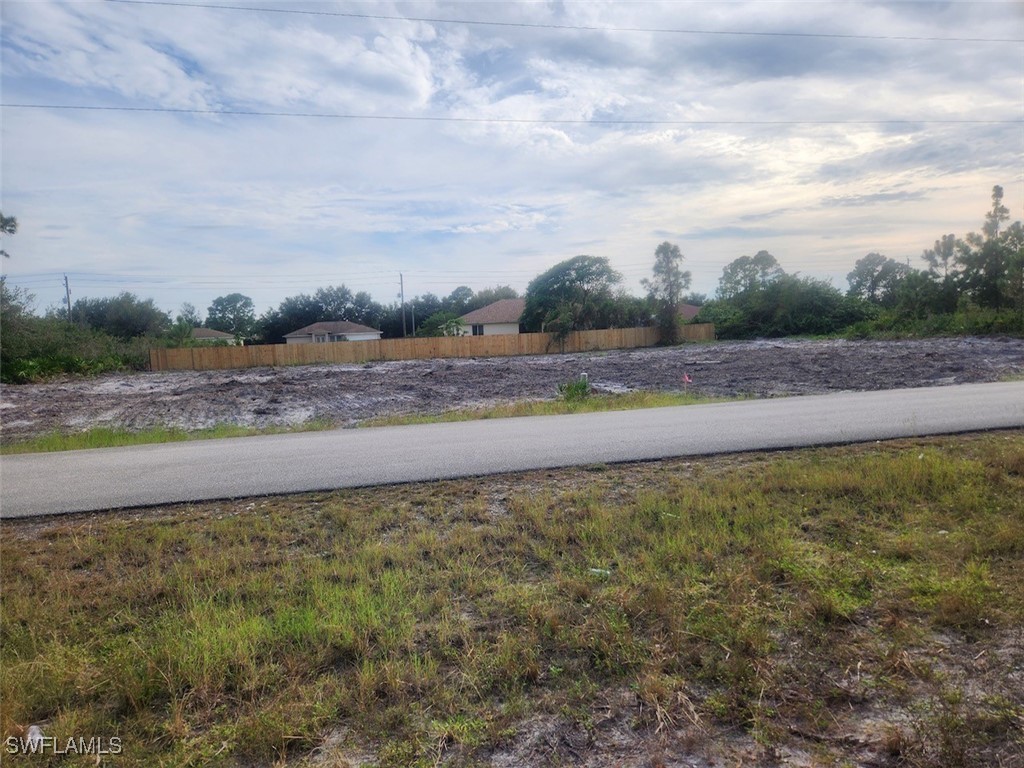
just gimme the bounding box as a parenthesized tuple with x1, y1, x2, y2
(3, 336, 1024, 441)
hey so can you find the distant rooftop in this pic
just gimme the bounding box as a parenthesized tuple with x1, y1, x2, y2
(459, 298, 526, 325)
(284, 321, 381, 337)
(678, 304, 701, 321)
(193, 327, 235, 339)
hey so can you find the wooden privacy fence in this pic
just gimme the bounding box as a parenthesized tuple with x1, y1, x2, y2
(149, 324, 716, 372)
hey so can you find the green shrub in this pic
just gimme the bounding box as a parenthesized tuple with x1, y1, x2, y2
(844, 308, 1024, 339)
(1, 283, 153, 383)
(557, 375, 591, 404)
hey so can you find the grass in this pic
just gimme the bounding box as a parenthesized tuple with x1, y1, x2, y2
(360, 389, 729, 427)
(0, 420, 338, 455)
(1, 432, 1022, 766)
(1, 391, 733, 454)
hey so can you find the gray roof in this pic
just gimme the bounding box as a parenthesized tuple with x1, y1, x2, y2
(284, 321, 382, 337)
(459, 298, 526, 325)
(678, 304, 701, 321)
(192, 327, 235, 339)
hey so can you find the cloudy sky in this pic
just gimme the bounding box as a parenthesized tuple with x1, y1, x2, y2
(2, 0, 1021, 319)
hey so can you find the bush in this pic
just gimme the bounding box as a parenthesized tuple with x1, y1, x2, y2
(557, 375, 591, 404)
(1, 282, 153, 383)
(845, 308, 1024, 339)
(697, 277, 877, 339)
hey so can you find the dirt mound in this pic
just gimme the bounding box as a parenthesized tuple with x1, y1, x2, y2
(2, 337, 1023, 440)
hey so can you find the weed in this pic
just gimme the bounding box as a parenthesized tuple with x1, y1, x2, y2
(900, 685, 999, 768)
(1, 433, 1022, 765)
(0, 420, 338, 454)
(4, 393, 736, 452)
(557, 374, 591, 404)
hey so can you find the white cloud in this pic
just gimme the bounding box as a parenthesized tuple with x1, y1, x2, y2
(2, 0, 1021, 313)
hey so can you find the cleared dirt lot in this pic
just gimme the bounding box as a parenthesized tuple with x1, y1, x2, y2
(6, 335, 1024, 438)
(3, 336, 1024, 440)
(2, 341, 1024, 767)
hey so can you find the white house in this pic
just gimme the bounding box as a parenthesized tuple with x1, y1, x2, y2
(284, 321, 383, 344)
(458, 298, 526, 336)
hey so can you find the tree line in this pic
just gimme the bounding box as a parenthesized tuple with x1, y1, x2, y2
(1, 185, 1020, 383)
(695, 186, 1023, 338)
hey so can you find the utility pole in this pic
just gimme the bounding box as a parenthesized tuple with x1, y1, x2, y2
(64, 274, 72, 322)
(400, 272, 407, 337)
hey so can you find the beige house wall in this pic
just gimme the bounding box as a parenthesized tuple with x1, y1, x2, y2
(461, 322, 520, 336)
(286, 332, 382, 345)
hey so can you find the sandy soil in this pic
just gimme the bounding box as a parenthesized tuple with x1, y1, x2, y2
(3, 342, 1023, 767)
(3, 336, 1024, 440)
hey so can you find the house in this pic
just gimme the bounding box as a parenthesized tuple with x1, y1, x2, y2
(678, 304, 702, 322)
(284, 321, 383, 344)
(458, 298, 526, 336)
(192, 327, 240, 345)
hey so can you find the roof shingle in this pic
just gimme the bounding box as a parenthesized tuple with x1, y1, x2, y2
(284, 321, 381, 337)
(192, 327, 235, 339)
(459, 298, 526, 325)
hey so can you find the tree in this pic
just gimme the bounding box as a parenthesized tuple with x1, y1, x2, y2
(1003, 221, 1024, 323)
(206, 293, 257, 339)
(416, 310, 465, 337)
(258, 284, 385, 342)
(642, 241, 692, 344)
(956, 186, 1019, 310)
(923, 234, 958, 279)
(462, 286, 519, 314)
(717, 250, 784, 300)
(259, 293, 324, 343)
(522, 256, 622, 332)
(443, 286, 475, 315)
(166, 317, 196, 347)
(845, 253, 910, 307)
(412, 293, 443, 329)
(0, 279, 36, 375)
(683, 292, 708, 306)
(349, 291, 385, 328)
(1, 212, 17, 258)
(73, 293, 170, 339)
(699, 274, 873, 338)
(312, 285, 354, 320)
(890, 269, 944, 319)
(606, 293, 652, 329)
(177, 302, 202, 327)
(983, 184, 1010, 240)
(439, 315, 466, 337)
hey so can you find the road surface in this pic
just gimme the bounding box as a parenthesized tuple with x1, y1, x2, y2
(2, 382, 1022, 518)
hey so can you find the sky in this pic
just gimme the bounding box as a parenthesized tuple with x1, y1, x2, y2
(2, 0, 1022, 320)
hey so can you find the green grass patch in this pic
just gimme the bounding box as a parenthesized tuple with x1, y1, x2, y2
(2, 432, 1022, 766)
(0, 420, 338, 455)
(361, 389, 731, 427)
(3, 392, 735, 453)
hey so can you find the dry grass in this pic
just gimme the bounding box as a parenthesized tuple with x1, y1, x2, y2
(1, 432, 1022, 766)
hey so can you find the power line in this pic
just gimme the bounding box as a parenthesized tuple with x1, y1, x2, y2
(102, 0, 1024, 44)
(3, 103, 1019, 125)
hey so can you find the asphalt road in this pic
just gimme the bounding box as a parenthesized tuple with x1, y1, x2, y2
(2, 381, 1023, 519)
